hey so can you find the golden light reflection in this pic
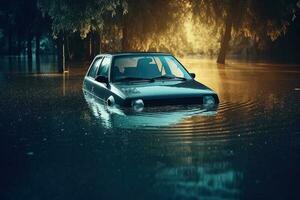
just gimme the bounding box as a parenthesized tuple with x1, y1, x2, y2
(184, 16, 220, 55)
(179, 57, 222, 94)
(123, 11, 222, 56)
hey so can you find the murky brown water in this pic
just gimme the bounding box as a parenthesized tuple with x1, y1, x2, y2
(0, 56, 300, 200)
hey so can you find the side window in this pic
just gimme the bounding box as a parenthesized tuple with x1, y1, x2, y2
(154, 57, 165, 75)
(88, 58, 102, 78)
(97, 57, 111, 77)
(165, 56, 184, 77)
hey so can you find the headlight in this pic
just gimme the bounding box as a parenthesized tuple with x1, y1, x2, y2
(107, 96, 115, 106)
(131, 99, 144, 112)
(203, 95, 215, 106)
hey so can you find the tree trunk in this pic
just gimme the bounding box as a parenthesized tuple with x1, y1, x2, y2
(35, 34, 41, 73)
(217, 12, 233, 64)
(92, 31, 101, 56)
(27, 56, 33, 72)
(35, 34, 40, 59)
(122, 28, 129, 51)
(8, 28, 12, 55)
(122, 17, 130, 51)
(99, 32, 102, 54)
(17, 37, 22, 55)
(27, 36, 33, 72)
(27, 36, 33, 61)
(57, 33, 65, 73)
(36, 54, 41, 73)
(65, 35, 73, 61)
(90, 31, 101, 58)
(217, 0, 242, 64)
(89, 33, 93, 59)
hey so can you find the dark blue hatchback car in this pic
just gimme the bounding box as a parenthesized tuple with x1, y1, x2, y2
(83, 52, 219, 111)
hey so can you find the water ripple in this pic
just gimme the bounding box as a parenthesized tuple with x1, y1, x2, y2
(83, 91, 298, 145)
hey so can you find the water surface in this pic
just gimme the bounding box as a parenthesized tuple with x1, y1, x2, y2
(1, 57, 300, 200)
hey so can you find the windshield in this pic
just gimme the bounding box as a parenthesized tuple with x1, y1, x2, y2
(111, 55, 192, 82)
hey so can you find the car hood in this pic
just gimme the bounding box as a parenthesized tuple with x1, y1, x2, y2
(112, 80, 216, 100)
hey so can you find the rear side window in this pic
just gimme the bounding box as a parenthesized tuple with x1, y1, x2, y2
(88, 58, 102, 78)
(97, 57, 111, 77)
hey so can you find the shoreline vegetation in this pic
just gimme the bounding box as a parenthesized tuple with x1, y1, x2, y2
(1, 0, 300, 72)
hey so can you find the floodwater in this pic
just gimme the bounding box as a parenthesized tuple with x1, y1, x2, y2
(0, 56, 300, 200)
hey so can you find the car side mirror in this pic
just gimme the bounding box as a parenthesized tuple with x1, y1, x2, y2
(190, 73, 196, 79)
(95, 75, 109, 84)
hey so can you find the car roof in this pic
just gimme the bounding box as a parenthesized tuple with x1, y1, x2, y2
(95, 52, 173, 58)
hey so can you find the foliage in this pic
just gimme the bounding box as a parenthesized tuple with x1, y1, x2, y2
(0, 0, 49, 54)
(38, 0, 127, 38)
(190, 0, 300, 50)
(1, 0, 300, 60)
(121, 0, 190, 54)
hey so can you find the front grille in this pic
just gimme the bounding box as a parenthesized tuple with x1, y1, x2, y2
(124, 94, 219, 107)
(143, 97, 203, 106)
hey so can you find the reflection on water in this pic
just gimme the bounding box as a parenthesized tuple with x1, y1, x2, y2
(0, 55, 58, 73)
(83, 91, 217, 129)
(0, 56, 300, 200)
(155, 163, 242, 199)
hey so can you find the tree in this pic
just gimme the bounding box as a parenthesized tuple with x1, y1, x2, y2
(0, 0, 49, 59)
(38, 0, 127, 72)
(13, 0, 44, 60)
(190, 0, 300, 64)
(0, 0, 19, 55)
(118, 0, 189, 55)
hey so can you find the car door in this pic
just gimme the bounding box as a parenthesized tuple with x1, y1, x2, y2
(93, 56, 112, 101)
(84, 57, 103, 93)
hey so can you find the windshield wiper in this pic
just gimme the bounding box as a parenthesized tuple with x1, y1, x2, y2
(115, 75, 186, 82)
(114, 77, 152, 82)
(151, 75, 186, 81)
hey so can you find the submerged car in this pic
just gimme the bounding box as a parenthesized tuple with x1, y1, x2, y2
(83, 91, 218, 128)
(82, 52, 219, 111)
